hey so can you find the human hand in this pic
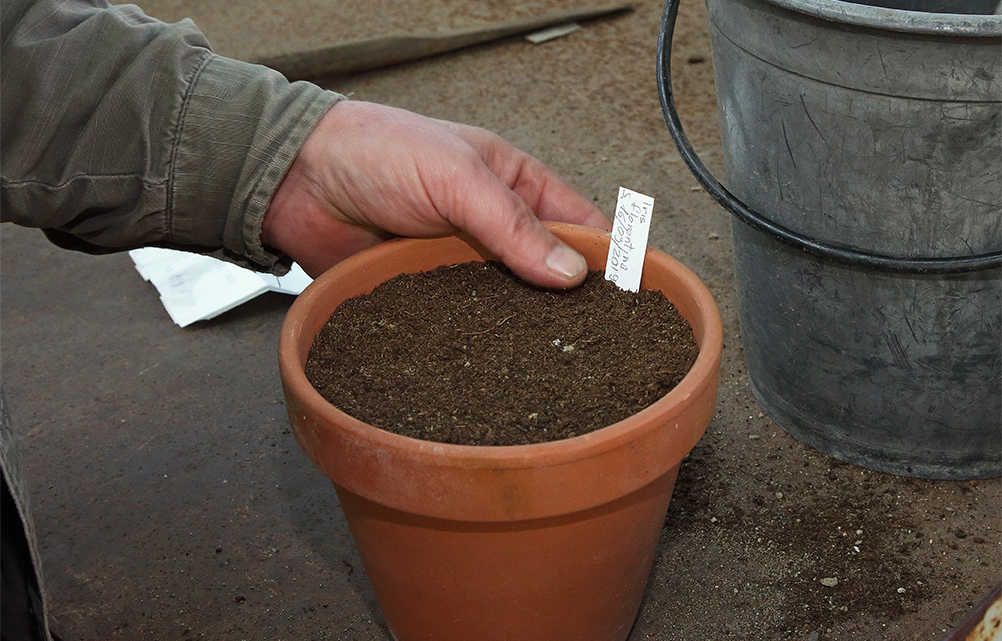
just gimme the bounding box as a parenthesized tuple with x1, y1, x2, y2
(261, 101, 612, 288)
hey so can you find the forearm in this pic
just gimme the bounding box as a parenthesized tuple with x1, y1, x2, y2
(0, 0, 342, 271)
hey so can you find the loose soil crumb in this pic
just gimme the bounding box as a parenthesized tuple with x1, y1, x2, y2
(305, 261, 699, 445)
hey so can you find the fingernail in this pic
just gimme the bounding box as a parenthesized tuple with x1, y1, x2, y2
(545, 244, 587, 280)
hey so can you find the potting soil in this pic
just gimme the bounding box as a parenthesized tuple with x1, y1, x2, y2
(305, 261, 699, 445)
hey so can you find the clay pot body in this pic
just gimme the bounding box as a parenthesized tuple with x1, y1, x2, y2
(278, 223, 723, 641)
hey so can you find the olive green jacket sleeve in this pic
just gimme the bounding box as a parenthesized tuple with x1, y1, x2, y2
(1, 0, 343, 273)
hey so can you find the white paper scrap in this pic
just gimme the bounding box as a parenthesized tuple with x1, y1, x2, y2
(257, 265, 314, 295)
(605, 187, 654, 293)
(525, 22, 581, 44)
(129, 248, 313, 328)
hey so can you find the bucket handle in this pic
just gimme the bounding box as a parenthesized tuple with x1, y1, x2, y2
(656, 0, 1002, 274)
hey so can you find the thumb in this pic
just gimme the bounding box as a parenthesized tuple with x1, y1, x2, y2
(450, 180, 591, 289)
(495, 223, 590, 289)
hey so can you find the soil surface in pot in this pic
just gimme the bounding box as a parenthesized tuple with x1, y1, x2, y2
(305, 261, 699, 446)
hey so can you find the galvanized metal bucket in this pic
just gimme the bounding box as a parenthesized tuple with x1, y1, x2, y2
(658, 0, 1002, 478)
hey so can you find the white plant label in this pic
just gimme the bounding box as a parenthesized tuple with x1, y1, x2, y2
(605, 187, 654, 292)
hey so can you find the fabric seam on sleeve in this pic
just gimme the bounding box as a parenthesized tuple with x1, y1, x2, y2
(165, 49, 215, 243)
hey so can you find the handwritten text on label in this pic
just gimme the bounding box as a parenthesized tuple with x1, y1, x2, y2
(605, 187, 654, 293)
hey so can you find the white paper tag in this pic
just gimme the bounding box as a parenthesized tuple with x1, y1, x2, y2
(525, 22, 582, 44)
(605, 187, 654, 292)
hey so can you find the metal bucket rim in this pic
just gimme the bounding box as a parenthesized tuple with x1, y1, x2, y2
(759, 0, 1002, 36)
(657, 0, 1002, 273)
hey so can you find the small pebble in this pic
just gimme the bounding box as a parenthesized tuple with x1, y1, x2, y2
(820, 577, 839, 588)
(898, 587, 906, 594)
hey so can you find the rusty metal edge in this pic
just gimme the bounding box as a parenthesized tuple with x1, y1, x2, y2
(942, 582, 1002, 641)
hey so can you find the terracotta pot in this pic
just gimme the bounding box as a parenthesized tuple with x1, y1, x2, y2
(278, 222, 723, 641)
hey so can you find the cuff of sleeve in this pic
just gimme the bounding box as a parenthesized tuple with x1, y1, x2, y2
(169, 54, 343, 272)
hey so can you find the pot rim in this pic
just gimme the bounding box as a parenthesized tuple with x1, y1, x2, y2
(279, 222, 723, 471)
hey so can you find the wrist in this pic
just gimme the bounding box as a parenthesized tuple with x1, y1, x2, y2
(261, 104, 392, 277)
